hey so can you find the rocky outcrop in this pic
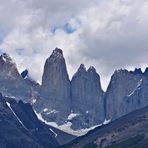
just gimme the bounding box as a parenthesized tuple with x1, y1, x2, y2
(38, 48, 71, 124)
(105, 68, 148, 121)
(21, 69, 28, 79)
(123, 72, 148, 114)
(0, 50, 106, 131)
(1, 49, 148, 134)
(0, 53, 32, 102)
(35, 48, 105, 130)
(71, 64, 105, 129)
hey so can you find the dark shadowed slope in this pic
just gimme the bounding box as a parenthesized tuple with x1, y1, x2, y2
(0, 93, 59, 148)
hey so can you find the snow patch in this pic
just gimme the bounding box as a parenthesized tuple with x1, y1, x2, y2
(4, 95, 16, 99)
(46, 119, 111, 136)
(46, 110, 58, 115)
(34, 111, 47, 123)
(2, 56, 6, 62)
(35, 111, 102, 136)
(35, 111, 111, 137)
(137, 79, 143, 88)
(58, 122, 102, 136)
(34, 111, 58, 126)
(32, 98, 36, 104)
(43, 108, 48, 112)
(49, 128, 58, 137)
(67, 113, 79, 120)
(24, 75, 28, 80)
(127, 79, 143, 97)
(6, 102, 29, 131)
(86, 111, 89, 114)
(103, 119, 111, 125)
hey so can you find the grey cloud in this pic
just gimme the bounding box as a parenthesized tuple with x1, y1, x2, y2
(0, 0, 148, 90)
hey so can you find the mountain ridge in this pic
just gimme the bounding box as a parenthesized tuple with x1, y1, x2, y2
(0, 48, 148, 134)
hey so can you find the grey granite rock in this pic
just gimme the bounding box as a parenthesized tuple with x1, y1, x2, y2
(38, 48, 71, 124)
(1, 50, 148, 132)
(71, 64, 105, 129)
(105, 68, 148, 121)
(123, 73, 148, 114)
(35, 49, 105, 129)
(0, 53, 32, 102)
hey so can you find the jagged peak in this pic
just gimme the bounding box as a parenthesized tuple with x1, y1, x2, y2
(0, 52, 16, 65)
(114, 69, 128, 74)
(87, 66, 96, 73)
(78, 64, 86, 72)
(51, 47, 63, 58)
(46, 48, 64, 63)
(144, 67, 148, 76)
(54, 47, 63, 54)
(72, 64, 86, 79)
(111, 69, 130, 81)
(129, 68, 143, 75)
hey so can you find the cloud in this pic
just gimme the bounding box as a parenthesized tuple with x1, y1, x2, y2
(0, 0, 148, 90)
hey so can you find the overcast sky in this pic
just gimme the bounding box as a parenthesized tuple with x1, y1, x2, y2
(0, 0, 148, 90)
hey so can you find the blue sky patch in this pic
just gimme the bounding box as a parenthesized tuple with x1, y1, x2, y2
(63, 23, 76, 34)
(16, 48, 24, 55)
(51, 22, 77, 34)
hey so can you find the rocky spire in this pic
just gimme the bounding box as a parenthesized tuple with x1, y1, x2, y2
(40, 48, 71, 123)
(71, 65, 105, 129)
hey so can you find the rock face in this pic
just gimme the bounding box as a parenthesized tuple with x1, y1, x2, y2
(105, 68, 148, 120)
(1, 49, 148, 133)
(71, 64, 105, 129)
(123, 70, 148, 115)
(0, 93, 59, 148)
(21, 69, 28, 79)
(35, 48, 105, 130)
(0, 53, 31, 102)
(39, 48, 71, 124)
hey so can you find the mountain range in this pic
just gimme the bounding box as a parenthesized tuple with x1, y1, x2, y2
(0, 48, 148, 147)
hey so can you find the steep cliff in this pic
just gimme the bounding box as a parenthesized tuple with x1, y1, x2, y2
(0, 53, 32, 102)
(71, 64, 105, 129)
(38, 48, 71, 124)
(105, 68, 148, 120)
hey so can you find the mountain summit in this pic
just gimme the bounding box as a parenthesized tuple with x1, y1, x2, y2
(71, 64, 105, 129)
(1, 48, 148, 136)
(0, 53, 31, 102)
(34, 48, 105, 131)
(39, 48, 71, 124)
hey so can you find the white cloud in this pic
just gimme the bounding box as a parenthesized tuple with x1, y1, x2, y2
(0, 0, 148, 90)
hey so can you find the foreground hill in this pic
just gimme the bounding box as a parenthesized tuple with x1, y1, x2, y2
(0, 93, 75, 148)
